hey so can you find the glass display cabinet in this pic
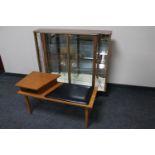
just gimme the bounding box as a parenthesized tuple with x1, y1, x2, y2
(33, 29, 112, 92)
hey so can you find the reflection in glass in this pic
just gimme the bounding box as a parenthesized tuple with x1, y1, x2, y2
(70, 35, 93, 86)
(46, 34, 68, 83)
(36, 32, 111, 92)
(96, 35, 110, 91)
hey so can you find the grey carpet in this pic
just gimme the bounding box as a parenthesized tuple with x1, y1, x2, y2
(0, 73, 155, 129)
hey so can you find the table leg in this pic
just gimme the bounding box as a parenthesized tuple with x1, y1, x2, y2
(85, 108, 89, 128)
(24, 96, 32, 114)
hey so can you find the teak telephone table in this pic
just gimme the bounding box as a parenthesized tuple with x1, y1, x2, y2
(16, 71, 97, 128)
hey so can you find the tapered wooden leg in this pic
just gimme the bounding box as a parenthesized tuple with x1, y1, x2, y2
(85, 108, 89, 128)
(24, 96, 32, 114)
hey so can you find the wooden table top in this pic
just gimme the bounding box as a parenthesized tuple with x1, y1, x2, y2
(16, 71, 60, 91)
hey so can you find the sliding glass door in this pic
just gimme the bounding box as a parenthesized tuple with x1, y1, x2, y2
(43, 34, 94, 86)
(45, 34, 69, 83)
(69, 35, 93, 86)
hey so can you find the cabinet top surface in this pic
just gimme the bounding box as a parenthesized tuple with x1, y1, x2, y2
(16, 71, 60, 91)
(34, 29, 112, 35)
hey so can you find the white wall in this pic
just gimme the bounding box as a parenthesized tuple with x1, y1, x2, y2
(0, 26, 39, 74)
(0, 26, 155, 87)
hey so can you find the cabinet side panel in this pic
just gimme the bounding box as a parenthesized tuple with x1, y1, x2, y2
(37, 33, 46, 72)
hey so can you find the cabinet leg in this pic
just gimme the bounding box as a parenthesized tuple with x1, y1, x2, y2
(85, 108, 89, 128)
(24, 96, 32, 114)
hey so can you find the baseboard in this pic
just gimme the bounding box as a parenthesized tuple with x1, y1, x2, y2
(108, 82, 155, 90)
(4, 72, 27, 77)
(0, 71, 5, 74)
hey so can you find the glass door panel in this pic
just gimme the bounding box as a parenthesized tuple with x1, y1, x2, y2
(70, 35, 93, 86)
(45, 34, 69, 83)
(96, 35, 110, 91)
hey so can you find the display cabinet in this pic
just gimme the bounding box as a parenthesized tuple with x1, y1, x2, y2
(33, 29, 112, 92)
